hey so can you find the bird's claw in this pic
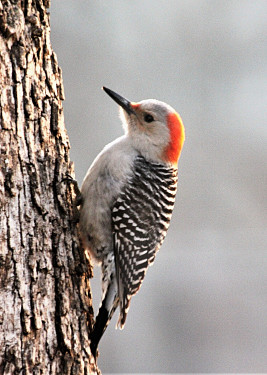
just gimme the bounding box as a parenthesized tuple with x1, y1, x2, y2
(62, 174, 83, 206)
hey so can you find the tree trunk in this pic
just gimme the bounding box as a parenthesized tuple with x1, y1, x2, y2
(0, 1, 100, 374)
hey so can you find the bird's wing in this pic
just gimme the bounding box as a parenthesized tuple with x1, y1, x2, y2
(112, 156, 177, 329)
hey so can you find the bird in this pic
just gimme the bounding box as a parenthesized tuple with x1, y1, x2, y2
(78, 87, 185, 358)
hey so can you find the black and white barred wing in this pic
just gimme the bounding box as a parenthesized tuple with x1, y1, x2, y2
(112, 156, 178, 329)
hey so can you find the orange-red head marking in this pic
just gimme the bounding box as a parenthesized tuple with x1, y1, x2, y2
(165, 112, 185, 166)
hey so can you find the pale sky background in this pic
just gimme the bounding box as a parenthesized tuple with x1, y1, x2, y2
(50, 1, 267, 373)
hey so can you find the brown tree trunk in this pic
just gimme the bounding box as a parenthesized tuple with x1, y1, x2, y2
(0, 1, 100, 374)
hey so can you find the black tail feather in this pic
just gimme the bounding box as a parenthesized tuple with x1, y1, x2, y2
(90, 304, 109, 359)
(90, 295, 119, 359)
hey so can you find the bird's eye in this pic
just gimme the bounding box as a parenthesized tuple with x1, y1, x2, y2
(144, 113, 154, 123)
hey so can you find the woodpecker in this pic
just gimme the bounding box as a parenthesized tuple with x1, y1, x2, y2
(79, 87, 185, 358)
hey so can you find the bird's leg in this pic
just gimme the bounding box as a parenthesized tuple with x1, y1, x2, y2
(62, 174, 83, 205)
(62, 174, 83, 222)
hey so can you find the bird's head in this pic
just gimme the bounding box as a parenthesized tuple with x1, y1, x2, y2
(103, 87, 185, 166)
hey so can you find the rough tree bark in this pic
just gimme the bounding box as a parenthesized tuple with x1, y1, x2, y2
(0, 1, 100, 374)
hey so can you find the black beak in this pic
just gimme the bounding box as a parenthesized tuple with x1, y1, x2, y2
(102, 87, 136, 116)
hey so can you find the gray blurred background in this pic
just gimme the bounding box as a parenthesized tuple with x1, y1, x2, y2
(50, 1, 267, 373)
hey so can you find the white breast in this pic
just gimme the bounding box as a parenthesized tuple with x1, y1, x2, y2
(79, 135, 138, 262)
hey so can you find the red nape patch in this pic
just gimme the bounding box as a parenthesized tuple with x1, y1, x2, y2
(165, 112, 185, 165)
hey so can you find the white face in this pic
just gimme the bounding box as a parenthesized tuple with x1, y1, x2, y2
(120, 99, 174, 161)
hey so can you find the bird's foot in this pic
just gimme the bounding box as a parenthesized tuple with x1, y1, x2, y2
(62, 174, 83, 222)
